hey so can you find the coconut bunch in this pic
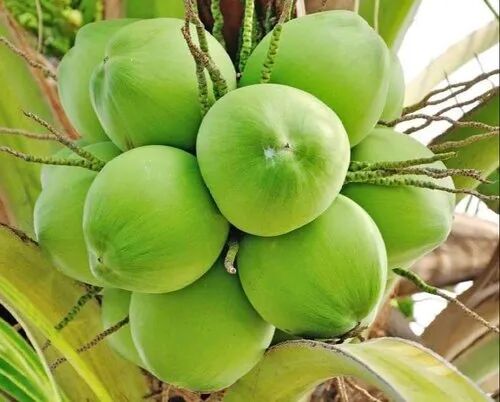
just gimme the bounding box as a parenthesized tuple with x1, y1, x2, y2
(28, 9, 464, 393)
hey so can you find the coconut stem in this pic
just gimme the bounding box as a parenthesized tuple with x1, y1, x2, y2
(434, 86, 498, 118)
(260, 24, 282, 83)
(373, 0, 380, 33)
(190, 1, 209, 52)
(181, 11, 212, 114)
(0, 127, 54, 140)
(183, 0, 228, 99)
(260, 0, 293, 83)
(400, 88, 499, 134)
(49, 316, 129, 371)
(349, 152, 456, 172)
(239, 0, 255, 72)
(403, 69, 499, 115)
(381, 112, 499, 135)
(0, 146, 102, 171)
(23, 111, 106, 169)
(210, 0, 225, 46)
(1, 122, 105, 170)
(429, 130, 499, 153)
(393, 268, 499, 335)
(0, 36, 56, 79)
(396, 167, 489, 183)
(224, 238, 239, 274)
(42, 286, 102, 351)
(344, 173, 499, 202)
(349, 167, 489, 183)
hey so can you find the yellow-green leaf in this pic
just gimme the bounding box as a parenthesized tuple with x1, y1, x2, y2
(0, 317, 61, 402)
(0, 224, 148, 401)
(453, 332, 499, 392)
(0, 13, 58, 235)
(224, 338, 490, 402)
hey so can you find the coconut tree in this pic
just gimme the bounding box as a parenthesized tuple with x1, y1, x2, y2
(0, 0, 498, 400)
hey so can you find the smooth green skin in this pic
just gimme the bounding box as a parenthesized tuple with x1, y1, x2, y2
(342, 128, 455, 269)
(91, 18, 236, 151)
(238, 195, 387, 339)
(240, 11, 390, 146)
(380, 52, 405, 121)
(101, 289, 143, 368)
(34, 142, 121, 285)
(83, 145, 229, 293)
(130, 259, 274, 392)
(197, 84, 350, 236)
(58, 19, 136, 142)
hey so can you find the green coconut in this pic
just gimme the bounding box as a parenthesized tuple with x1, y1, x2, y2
(380, 52, 405, 121)
(34, 142, 121, 285)
(101, 288, 143, 367)
(83, 145, 229, 293)
(58, 19, 136, 142)
(130, 259, 274, 392)
(90, 18, 236, 151)
(240, 10, 390, 146)
(342, 127, 455, 268)
(238, 195, 387, 339)
(196, 84, 350, 236)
